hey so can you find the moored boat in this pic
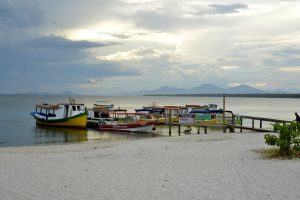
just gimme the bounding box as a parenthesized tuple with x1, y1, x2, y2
(99, 121, 155, 133)
(30, 99, 87, 128)
(98, 110, 155, 133)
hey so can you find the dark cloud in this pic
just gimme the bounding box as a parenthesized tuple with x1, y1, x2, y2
(0, 0, 44, 28)
(28, 35, 115, 49)
(0, 34, 138, 93)
(209, 3, 248, 14)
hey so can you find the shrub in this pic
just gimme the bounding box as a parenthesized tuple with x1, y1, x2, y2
(264, 122, 300, 156)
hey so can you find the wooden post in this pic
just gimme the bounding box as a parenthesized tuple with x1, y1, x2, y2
(240, 116, 243, 132)
(178, 124, 181, 136)
(232, 114, 236, 133)
(197, 126, 200, 134)
(168, 110, 172, 136)
(260, 120, 262, 129)
(205, 126, 207, 134)
(222, 94, 226, 133)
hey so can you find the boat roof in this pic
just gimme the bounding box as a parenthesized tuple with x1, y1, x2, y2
(35, 103, 84, 109)
(190, 109, 224, 113)
(108, 112, 150, 115)
(185, 104, 204, 107)
(92, 106, 111, 112)
(35, 104, 60, 109)
(163, 106, 182, 110)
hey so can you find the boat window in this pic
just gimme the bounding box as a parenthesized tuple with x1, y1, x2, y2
(77, 106, 81, 111)
(72, 106, 76, 111)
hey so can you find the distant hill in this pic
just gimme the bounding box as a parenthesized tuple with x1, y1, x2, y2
(122, 84, 271, 95)
(59, 90, 77, 95)
(189, 84, 224, 94)
(225, 84, 267, 94)
(121, 86, 187, 96)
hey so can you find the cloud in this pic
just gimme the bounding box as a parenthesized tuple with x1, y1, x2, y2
(1, 0, 300, 94)
(28, 35, 115, 49)
(98, 31, 152, 39)
(277, 67, 300, 73)
(96, 47, 174, 61)
(220, 65, 239, 70)
(0, 0, 44, 29)
(0, 33, 138, 93)
(208, 3, 248, 14)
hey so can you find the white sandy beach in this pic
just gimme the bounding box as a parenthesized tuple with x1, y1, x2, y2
(0, 132, 299, 200)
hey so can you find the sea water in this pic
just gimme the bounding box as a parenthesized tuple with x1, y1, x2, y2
(0, 94, 299, 147)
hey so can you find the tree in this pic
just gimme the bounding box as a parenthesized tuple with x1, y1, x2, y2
(264, 122, 300, 156)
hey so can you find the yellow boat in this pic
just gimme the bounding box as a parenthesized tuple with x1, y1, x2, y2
(31, 99, 87, 128)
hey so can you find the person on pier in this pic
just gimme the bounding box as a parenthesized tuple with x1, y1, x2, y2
(295, 112, 300, 123)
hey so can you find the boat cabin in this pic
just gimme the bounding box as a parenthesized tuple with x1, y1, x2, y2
(34, 103, 85, 120)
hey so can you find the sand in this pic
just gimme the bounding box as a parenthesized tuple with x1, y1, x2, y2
(0, 132, 299, 200)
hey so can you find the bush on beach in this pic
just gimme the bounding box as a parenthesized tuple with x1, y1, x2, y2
(264, 122, 300, 156)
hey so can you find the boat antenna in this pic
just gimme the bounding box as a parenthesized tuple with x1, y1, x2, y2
(69, 98, 75, 104)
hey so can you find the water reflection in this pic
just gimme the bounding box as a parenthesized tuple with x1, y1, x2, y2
(34, 126, 89, 144)
(33, 125, 159, 145)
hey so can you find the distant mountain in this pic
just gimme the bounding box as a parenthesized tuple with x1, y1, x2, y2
(60, 90, 77, 95)
(121, 86, 187, 96)
(119, 84, 300, 96)
(225, 84, 267, 94)
(189, 84, 224, 94)
(147, 86, 187, 94)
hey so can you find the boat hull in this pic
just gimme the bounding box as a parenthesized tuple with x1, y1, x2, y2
(31, 112, 88, 128)
(99, 123, 154, 133)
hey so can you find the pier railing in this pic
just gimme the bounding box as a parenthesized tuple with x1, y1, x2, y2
(234, 115, 292, 132)
(165, 113, 292, 136)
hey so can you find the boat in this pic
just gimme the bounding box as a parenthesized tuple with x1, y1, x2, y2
(135, 104, 181, 125)
(179, 103, 238, 125)
(94, 100, 114, 108)
(98, 110, 155, 133)
(99, 120, 155, 133)
(30, 98, 87, 128)
(87, 104, 113, 127)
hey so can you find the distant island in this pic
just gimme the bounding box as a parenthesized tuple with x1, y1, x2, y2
(122, 84, 300, 97)
(144, 93, 300, 98)
(2, 84, 300, 97)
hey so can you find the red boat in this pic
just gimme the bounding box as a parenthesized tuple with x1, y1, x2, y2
(99, 121, 154, 133)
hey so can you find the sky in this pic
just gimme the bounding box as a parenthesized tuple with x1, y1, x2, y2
(1, 0, 300, 95)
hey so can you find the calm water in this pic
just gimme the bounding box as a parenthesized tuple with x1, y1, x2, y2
(0, 94, 299, 147)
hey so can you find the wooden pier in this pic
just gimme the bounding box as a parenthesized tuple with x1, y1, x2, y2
(233, 115, 292, 133)
(166, 114, 292, 136)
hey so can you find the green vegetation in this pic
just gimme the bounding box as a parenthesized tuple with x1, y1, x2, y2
(264, 122, 300, 156)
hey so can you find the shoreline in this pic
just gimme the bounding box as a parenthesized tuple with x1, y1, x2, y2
(1, 132, 300, 200)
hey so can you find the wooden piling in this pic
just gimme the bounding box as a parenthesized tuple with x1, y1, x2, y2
(168, 110, 172, 136)
(178, 124, 181, 136)
(222, 94, 226, 133)
(232, 115, 236, 133)
(204, 126, 207, 134)
(260, 120, 262, 129)
(240, 116, 243, 132)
